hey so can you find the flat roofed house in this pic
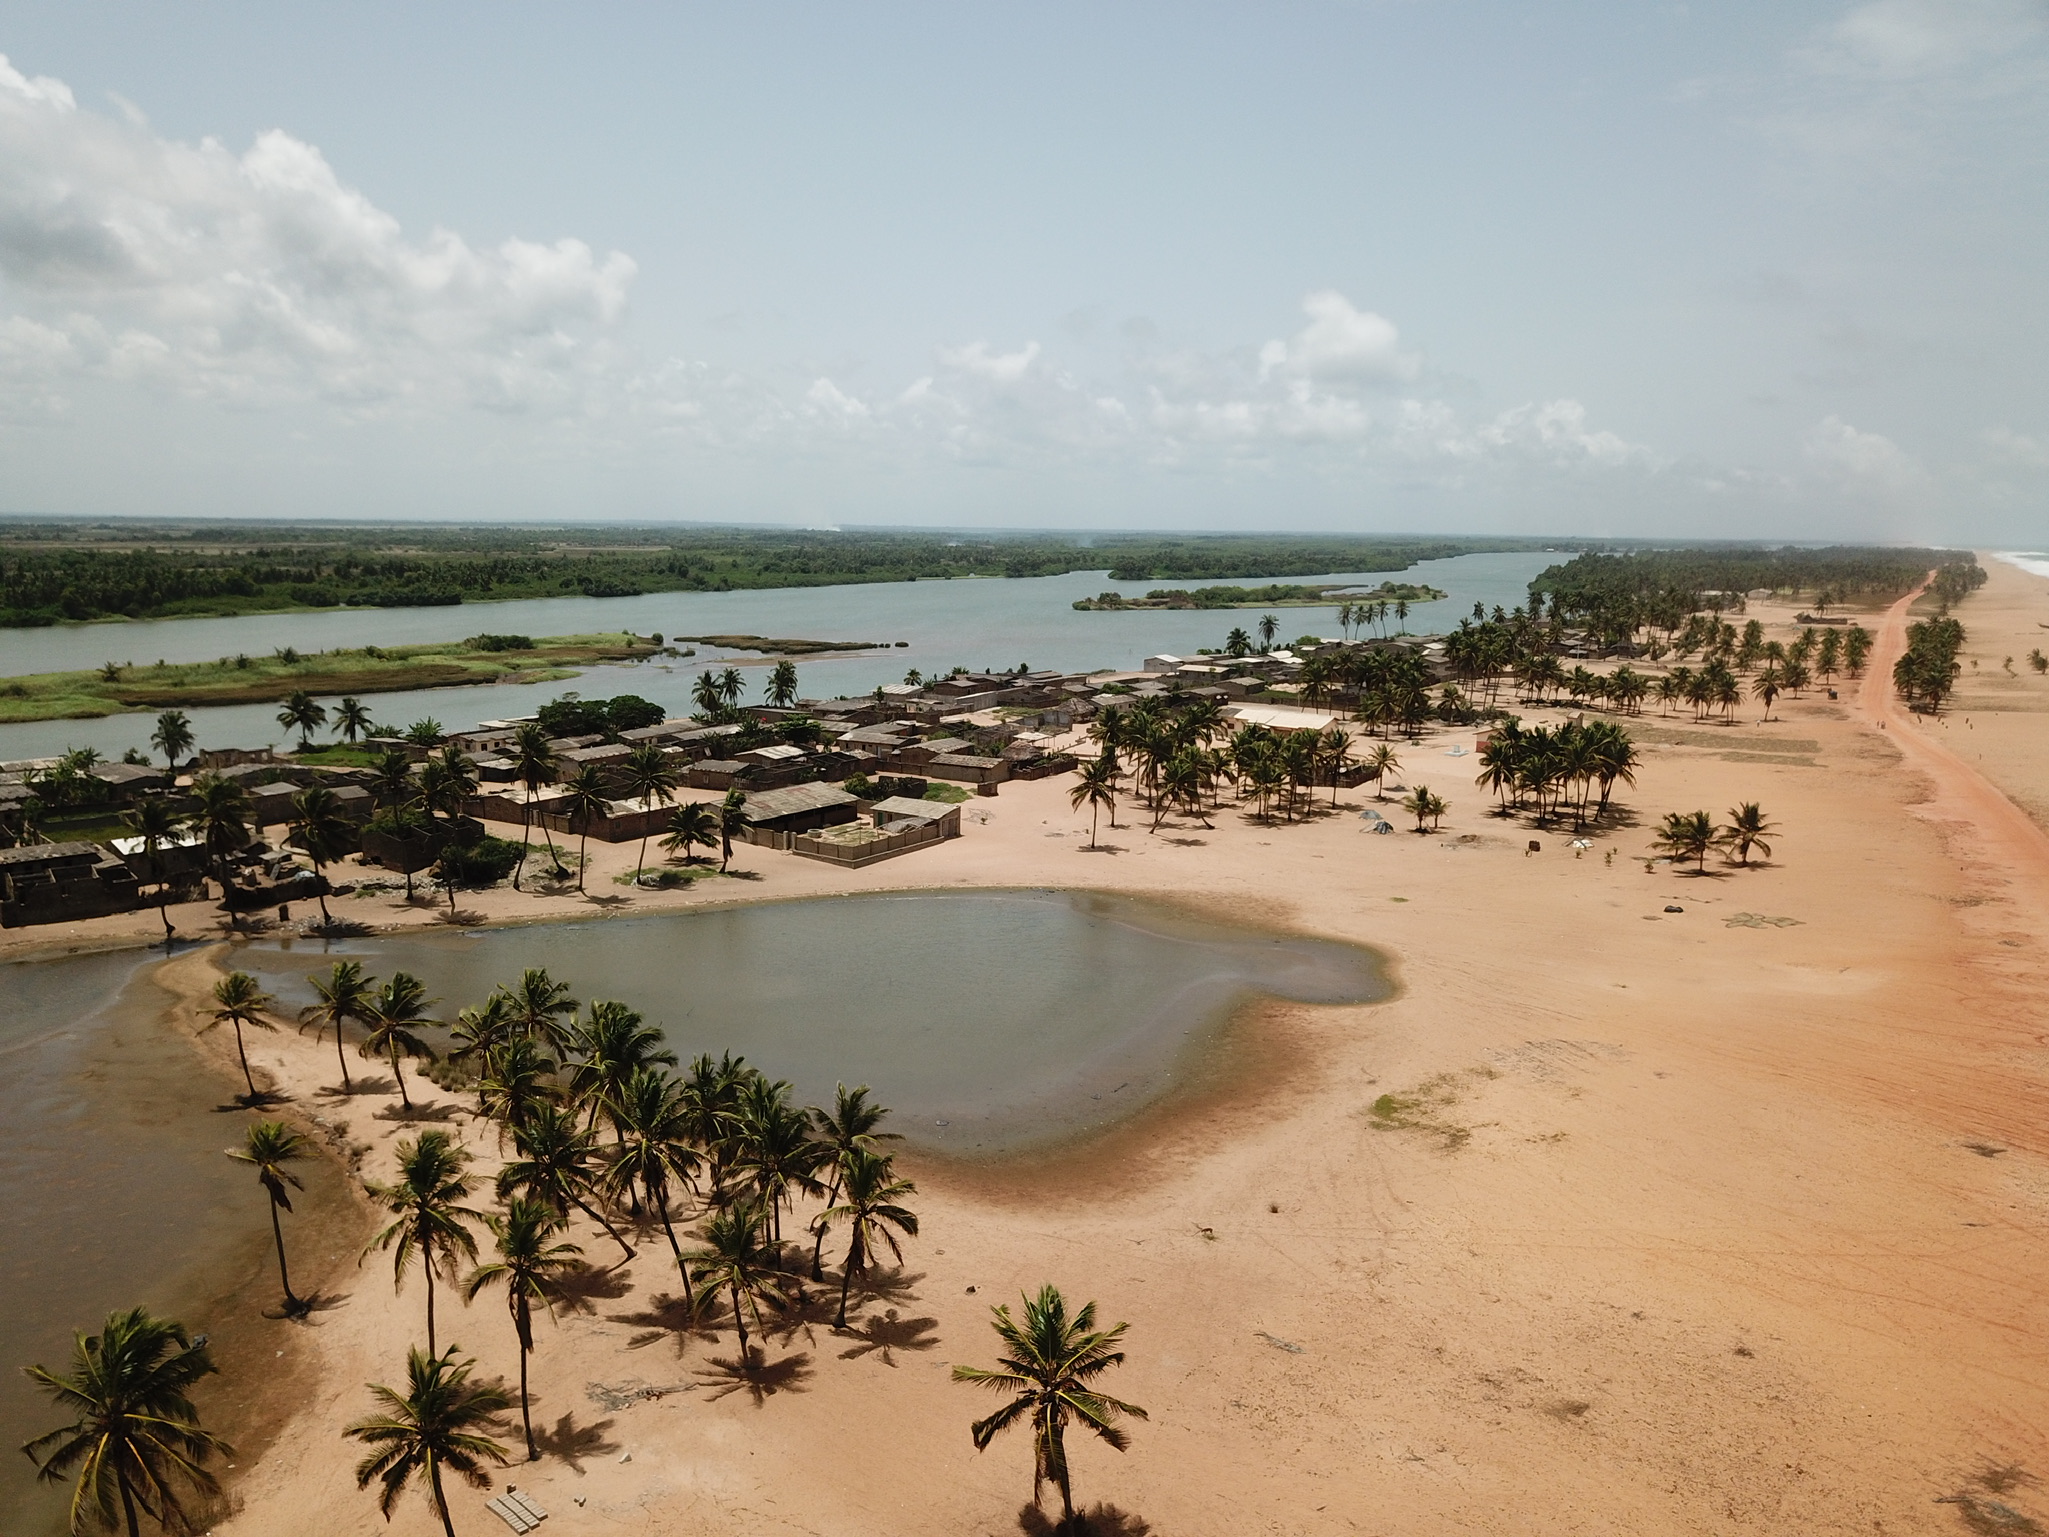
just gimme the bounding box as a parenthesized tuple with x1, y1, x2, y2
(0, 841, 142, 927)
(1226, 704, 1341, 734)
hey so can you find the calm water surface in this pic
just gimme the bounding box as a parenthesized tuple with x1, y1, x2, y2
(235, 889, 1390, 1154)
(0, 550, 1558, 761)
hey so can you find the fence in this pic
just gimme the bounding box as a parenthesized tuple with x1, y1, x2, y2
(788, 819, 955, 868)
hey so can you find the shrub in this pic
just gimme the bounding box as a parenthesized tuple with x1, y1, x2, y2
(467, 633, 534, 652)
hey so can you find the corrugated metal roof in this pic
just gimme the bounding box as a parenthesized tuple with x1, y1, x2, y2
(737, 782, 858, 822)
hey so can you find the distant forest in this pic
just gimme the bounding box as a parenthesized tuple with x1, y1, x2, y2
(0, 523, 1546, 625)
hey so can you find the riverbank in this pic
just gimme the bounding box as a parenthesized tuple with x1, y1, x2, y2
(0, 634, 665, 724)
(10, 561, 2048, 1534)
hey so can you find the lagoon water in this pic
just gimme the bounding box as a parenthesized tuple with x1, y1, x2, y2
(235, 889, 1389, 1155)
(0, 550, 1559, 762)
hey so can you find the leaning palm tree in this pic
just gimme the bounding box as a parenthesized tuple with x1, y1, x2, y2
(149, 710, 195, 774)
(602, 1068, 703, 1280)
(1722, 802, 1777, 866)
(120, 794, 186, 946)
(363, 1130, 482, 1354)
(685, 1199, 789, 1362)
(555, 764, 610, 893)
(496, 967, 580, 1058)
(205, 970, 276, 1101)
(497, 1104, 635, 1264)
(229, 1120, 312, 1314)
(277, 690, 328, 752)
(287, 784, 354, 925)
(22, 1308, 229, 1537)
(344, 1345, 511, 1537)
(820, 1149, 918, 1329)
(620, 743, 679, 886)
(567, 999, 677, 1136)
(952, 1284, 1147, 1527)
(359, 971, 439, 1109)
(462, 1199, 582, 1461)
(806, 1084, 901, 1279)
(302, 958, 376, 1091)
(1068, 755, 1118, 849)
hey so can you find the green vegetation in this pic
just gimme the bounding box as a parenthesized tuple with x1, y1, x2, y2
(0, 633, 659, 724)
(1650, 803, 1782, 870)
(1077, 579, 1449, 612)
(673, 632, 881, 653)
(533, 693, 666, 739)
(0, 521, 1542, 624)
(1894, 615, 1966, 712)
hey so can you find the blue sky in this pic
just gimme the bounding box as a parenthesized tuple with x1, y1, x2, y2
(0, 2, 2043, 540)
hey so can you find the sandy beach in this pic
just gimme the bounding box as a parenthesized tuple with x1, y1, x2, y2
(11, 558, 2049, 1536)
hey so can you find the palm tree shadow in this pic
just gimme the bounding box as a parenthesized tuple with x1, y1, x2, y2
(1018, 1502, 1153, 1536)
(214, 1089, 292, 1113)
(1077, 844, 1127, 856)
(436, 907, 488, 925)
(551, 1262, 633, 1312)
(853, 1268, 926, 1310)
(1160, 837, 1207, 848)
(530, 1410, 618, 1472)
(609, 1291, 719, 1354)
(372, 1099, 461, 1122)
(693, 1348, 813, 1404)
(580, 893, 634, 909)
(723, 869, 765, 882)
(314, 1075, 395, 1099)
(270, 1288, 349, 1321)
(835, 1309, 940, 1367)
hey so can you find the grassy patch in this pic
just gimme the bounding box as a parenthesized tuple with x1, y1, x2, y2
(1367, 1067, 1500, 1151)
(924, 782, 973, 803)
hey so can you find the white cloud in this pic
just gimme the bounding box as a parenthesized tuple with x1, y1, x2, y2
(1260, 290, 1420, 384)
(1817, 0, 2046, 78)
(1981, 424, 2049, 467)
(935, 339, 1040, 382)
(1802, 414, 1930, 495)
(0, 54, 636, 414)
(805, 377, 870, 420)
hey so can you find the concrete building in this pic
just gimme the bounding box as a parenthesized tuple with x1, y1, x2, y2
(0, 841, 142, 927)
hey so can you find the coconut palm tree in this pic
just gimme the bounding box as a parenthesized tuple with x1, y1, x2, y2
(364, 1130, 482, 1354)
(805, 1084, 900, 1280)
(820, 1149, 918, 1329)
(952, 1284, 1147, 1527)
(685, 1199, 788, 1362)
(568, 999, 677, 1137)
(229, 1120, 311, 1314)
(1068, 755, 1118, 848)
(1317, 726, 1353, 807)
(497, 1104, 635, 1264)
(302, 958, 375, 1091)
(691, 670, 725, 718)
(1722, 802, 1777, 866)
(1363, 743, 1399, 801)
(334, 696, 373, 745)
(621, 743, 679, 886)
(717, 667, 746, 709)
(22, 1308, 228, 1537)
(556, 764, 609, 892)
(277, 691, 328, 751)
(506, 723, 556, 891)
(418, 748, 479, 826)
(660, 800, 720, 866)
(120, 794, 186, 946)
(766, 659, 800, 709)
(287, 784, 354, 924)
(149, 710, 194, 774)
(188, 772, 251, 926)
(731, 1075, 826, 1244)
(477, 1038, 560, 1143)
(344, 1345, 511, 1537)
(602, 1068, 702, 1281)
(205, 970, 276, 1101)
(718, 787, 748, 871)
(1652, 809, 1718, 872)
(1224, 625, 1253, 657)
(1399, 784, 1446, 833)
(462, 1199, 582, 1461)
(1751, 665, 1782, 721)
(370, 749, 417, 814)
(496, 968, 580, 1058)
(1256, 613, 1279, 651)
(360, 971, 439, 1108)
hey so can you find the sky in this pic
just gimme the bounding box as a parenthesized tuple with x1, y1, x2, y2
(0, 2, 2043, 542)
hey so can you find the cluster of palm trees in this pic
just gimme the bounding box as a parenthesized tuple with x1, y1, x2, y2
(1651, 803, 1779, 871)
(275, 691, 374, 753)
(690, 666, 749, 718)
(1473, 718, 1640, 829)
(1072, 699, 1396, 839)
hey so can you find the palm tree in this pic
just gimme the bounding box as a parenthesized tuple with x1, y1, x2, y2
(731, 1075, 826, 1244)
(1257, 613, 1279, 651)
(1751, 665, 1782, 722)
(691, 670, 725, 718)
(1317, 726, 1353, 807)
(334, 696, 373, 745)
(370, 749, 417, 814)
(477, 1038, 560, 1142)
(205, 970, 276, 1101)
(506, 723, 556, 891)
(360, 971, 439, 1108)
(806, 1084, 900, 1279)
(1723, 802, 1777, 866)
(1363, 743, 1399, 801)
(717, 667, 746, 709)
(188, 773, 251, 926)
(419, 748, 479, 826)
(556, 764, 609, 893)
(229, 1120, 312, 1314)
(952, 1284, 1147, 1526)
(287, 785, 353, 924)
(149, 710, 194, 774)
(497, 1104, 635, 1264)
(1399, 784, 1446, 832)
(568, 999, 676, 1136)
(718, 787, 748, 871)
(685, 1199, 789, 1362)
(621, 743, 679, 886)
(820, 1149, 918, 1329)
(766, 659, 800, 709)
(1652, 809, 1718, 872)
(497, 967, 580, 1058)
(121, 795, 186, 946)
(22, 1308, 229, 1537)
(660, 800, 719, 866)
(277, 690, 328, 751)
(1224, 625, 1252, 657)
(302, 959, 375, 1091)
(602, 1068, 702, 1280)
(364, 1130, 482, 1354)
(462, 1200, 582, 1461)
(1068, 756, 1118, 849)
(344, 1346, 511, 1537)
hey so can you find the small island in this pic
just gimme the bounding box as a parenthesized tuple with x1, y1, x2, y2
(674, 633, 887, 654)
(1073, 580, 1447, 611)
